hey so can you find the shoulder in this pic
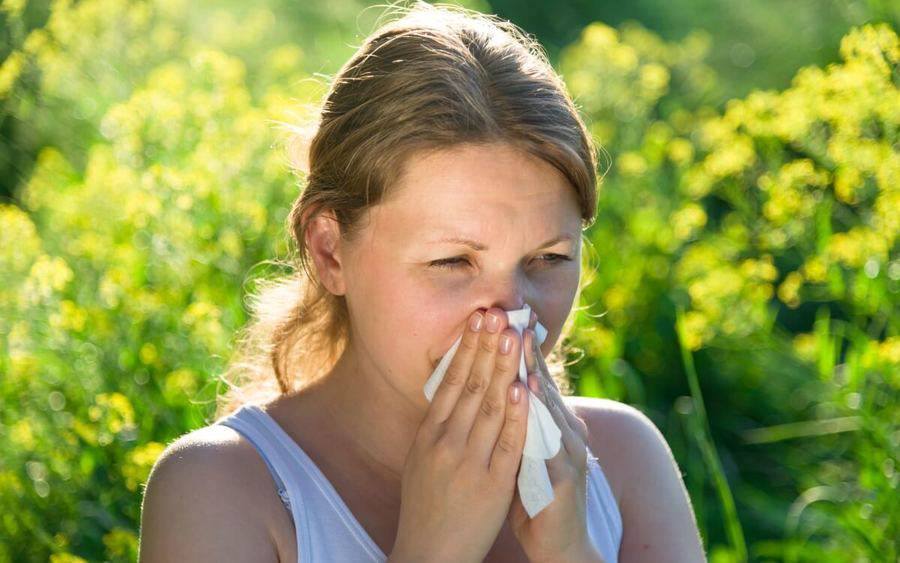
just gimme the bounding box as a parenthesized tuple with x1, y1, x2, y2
(562, 396, 664, 502)
(563, 396, 706, 560)
(138, 423, 288, 563)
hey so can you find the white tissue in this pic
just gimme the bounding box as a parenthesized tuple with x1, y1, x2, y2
(423, 304, 561, 518)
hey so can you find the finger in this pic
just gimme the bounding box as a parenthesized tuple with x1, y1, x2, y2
(548, 388, 589, 444)
(469, 327, 523, 464)
(506, 484, 527, 530)
(529, 332, 589, 443)
(424, 309, 486, 429)
(445, 308, 508, 447)
(541, 391, 588, 474)
(524, 327, 588, 449)
(538, 380, 588, 482)
(488, 380, 529, 481)
(544, 434, 572, 482)
(526, 363, 587, 472)
(526, 367, 569, 442)
(527, 331, 556, 410)
(530, 374, 578, 455)
(529, 331, 559, 394)
(527, 372, 543, 398)
(522, 311, 537, 382)
(545, 379, 589, 445)
(523, 328, 537, 375)
(524, 338, 549, 412)
(526, 335, 590, 475)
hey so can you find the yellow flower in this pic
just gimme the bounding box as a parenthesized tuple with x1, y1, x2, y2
(671, 203, 707, 240)
(639, 63, 670, 98)
(877, 337, 900, 365)
(667, 138, 694, 166)
(792, 333, 819, 363)
(266, 44, 304, 74)
(0, 205, 42, 280)
(839, 23, 899, 77)
(103, 527, 138, 558)
(139, 342, 158, 365)
(602, 284, 630, 312)
(680, 167, 714, 199)
(122, 442, 165, 491)
(49, 554, 88, 563)
(739, 256, 778, 282)
(94, 392, 136, 435)
(801, 256, 829, 283)
(777, 271, 804, 308)
(704, 134, 757, 178)
(1, 0, 26, 18)
(617, 151, 647, 176)
(609, 44, 639, 73)
(581, 22, 618, 49)
(23, 255, 74, 305)
(681, 310, 712, 350)
(48, 300, 88, 332)
(0, 50, 24, 97)
(582, 325, 618, 358)
(835, 166, 862, 203)
(220, 229, 243, 259)
(829, 227, 887, 268)
(10, 419, 35, 450)
(164, 367, 199, 400)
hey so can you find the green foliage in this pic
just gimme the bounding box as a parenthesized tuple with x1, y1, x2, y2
(0, 0, 364, 560)
(562, 20, 898, 561)
(1, 0, 897, 560)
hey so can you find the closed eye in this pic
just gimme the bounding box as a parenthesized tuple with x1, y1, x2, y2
(428, 254, 573, 270)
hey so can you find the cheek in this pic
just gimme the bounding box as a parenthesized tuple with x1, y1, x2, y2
(348, 262, 459, 384)
(531, 267, 581, 352)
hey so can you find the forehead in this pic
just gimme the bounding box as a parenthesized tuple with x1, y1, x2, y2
(370, 142, 582, 241)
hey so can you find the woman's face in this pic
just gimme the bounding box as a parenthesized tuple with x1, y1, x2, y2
(339, 142, 583, 408)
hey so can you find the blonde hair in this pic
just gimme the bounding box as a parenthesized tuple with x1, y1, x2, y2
(215, 1, 601, 418)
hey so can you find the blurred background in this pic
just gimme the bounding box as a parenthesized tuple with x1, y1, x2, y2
(1, 0, 897, 561)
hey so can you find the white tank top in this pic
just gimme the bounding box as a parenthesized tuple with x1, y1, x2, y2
(217, 403, 622, 562)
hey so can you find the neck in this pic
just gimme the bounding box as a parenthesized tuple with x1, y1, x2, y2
(305, 341, 426, 486)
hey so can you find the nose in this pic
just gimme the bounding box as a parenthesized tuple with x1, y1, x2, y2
(473, 272, 529, 314)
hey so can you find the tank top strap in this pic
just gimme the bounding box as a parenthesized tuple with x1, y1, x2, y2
(216, 404, 314, 562)
(585, 443, 624, 555)
(217, 407, 292, 510)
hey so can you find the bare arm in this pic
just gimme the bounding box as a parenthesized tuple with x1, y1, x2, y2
(138, 427, 281, 563)
(572, 398, 707, 562)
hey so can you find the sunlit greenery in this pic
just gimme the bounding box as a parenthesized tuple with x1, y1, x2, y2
(1, 0, 897, 561)
(561, 20, 898, 561)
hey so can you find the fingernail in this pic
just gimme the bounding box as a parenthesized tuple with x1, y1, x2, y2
(510, 383, 521, 403)
(470, 312, 483, 332)
(500, 334, 512, 354)
(486, 312, 500, 333)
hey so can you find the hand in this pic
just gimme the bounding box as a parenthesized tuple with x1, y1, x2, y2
(506, 327, 603, 563)
(390, 308, 530, 563)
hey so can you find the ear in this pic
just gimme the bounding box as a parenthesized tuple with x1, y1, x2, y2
(304, 208, 347, 296)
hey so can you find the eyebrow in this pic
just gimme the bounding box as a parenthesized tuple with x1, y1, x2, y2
(428, 234, 574, 251)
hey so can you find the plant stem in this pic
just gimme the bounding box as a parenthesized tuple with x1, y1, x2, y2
(675, 307, 748, 562)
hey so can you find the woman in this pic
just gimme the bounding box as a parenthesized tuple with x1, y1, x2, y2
(138, 2, 705, 561)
